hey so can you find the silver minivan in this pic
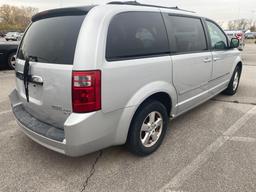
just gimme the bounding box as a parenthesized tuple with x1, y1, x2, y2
(10, 2, 242, 157)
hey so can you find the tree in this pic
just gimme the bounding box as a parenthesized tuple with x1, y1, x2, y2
(227, 19, 251, 30)
(250, 25, 256, 32)
(228, 21, 236, 30)
(249, 20, 256, 31)
(0, 4, 38, 32)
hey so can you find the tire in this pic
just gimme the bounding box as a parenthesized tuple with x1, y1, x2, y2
(223, 66, 241, 95)
(126, 100, 169, 156)
(7, 52, 16, 70)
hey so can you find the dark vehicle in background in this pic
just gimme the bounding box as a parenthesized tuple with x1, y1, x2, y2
(0, 32, 5, 38)
(0, 42, 19, 69)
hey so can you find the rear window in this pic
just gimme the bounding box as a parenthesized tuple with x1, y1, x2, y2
(106, 12, 170, 61)
(17, 15, 85, 64)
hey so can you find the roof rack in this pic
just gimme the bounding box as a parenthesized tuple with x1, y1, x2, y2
(108, 1, 195, 13)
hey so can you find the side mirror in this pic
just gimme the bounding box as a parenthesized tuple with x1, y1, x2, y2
(230, 38, 240, 49)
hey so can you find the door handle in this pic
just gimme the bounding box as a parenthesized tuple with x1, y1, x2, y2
(203, 58, 212, 63)
(31, 75, 43, 85)
(213, 57, 221, 62)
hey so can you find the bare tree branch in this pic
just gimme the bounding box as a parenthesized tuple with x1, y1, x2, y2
(0, 4, 38, 32)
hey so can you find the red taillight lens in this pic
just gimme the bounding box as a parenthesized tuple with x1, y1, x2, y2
(72, 70, 101, 113)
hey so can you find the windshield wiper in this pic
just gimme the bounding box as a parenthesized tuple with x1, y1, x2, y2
(23, 55, 49, 102)
(23, 57, 30, 102)
(29, 55, 51, 63)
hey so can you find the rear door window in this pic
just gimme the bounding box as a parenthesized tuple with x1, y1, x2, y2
(17, 15, 85, 64)
(163, 15, 208, 54)
(106, 12, 170, 61)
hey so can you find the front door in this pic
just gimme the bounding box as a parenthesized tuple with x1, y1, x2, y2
(205, 20, 235, 92)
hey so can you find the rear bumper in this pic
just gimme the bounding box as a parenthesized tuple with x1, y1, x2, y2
(16, 117, 66, 154)
(10, 89, 66, 154)
(9, 89, 130, 157)
(13, 104, 65, 142)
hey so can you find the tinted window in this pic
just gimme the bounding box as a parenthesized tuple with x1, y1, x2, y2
(106, 12, 170, 61)
(17, 15, 85, 64)
(164, 15, 207, 53)
(206, 20, 228, 50)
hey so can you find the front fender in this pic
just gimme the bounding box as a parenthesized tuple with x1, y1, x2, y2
(231, 55, 242, 77)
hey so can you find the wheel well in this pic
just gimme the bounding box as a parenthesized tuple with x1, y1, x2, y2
(237, 62, 242, 73)
(139, 92, 172, 116)
(126, 92, 172, 143)
(6, 50, 17, 62)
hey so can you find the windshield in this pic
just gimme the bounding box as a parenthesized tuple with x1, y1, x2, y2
(17, 15, 85, 65)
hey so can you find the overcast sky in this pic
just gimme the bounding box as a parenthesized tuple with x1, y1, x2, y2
(1, 0, 256, 22)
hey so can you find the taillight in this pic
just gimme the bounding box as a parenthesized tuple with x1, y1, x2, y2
(72, 70, 101, 113)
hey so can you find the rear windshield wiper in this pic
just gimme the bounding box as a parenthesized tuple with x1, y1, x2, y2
(28, 55, 51, 63)
(23, 57, 30, 102)
(23, 55, 49, 102)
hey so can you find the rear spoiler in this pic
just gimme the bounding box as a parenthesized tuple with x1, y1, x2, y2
(32, 6, 95, 22)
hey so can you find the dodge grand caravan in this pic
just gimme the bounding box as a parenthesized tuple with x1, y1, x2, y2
(9, 2, 242, 157)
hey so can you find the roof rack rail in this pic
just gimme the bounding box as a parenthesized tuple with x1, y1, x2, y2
(107, 1, 195, 13)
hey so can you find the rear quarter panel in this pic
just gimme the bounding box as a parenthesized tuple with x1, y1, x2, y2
(101, 57, 177, 113)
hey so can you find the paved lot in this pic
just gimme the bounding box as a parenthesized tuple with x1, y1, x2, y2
(0, 44, 256, 192)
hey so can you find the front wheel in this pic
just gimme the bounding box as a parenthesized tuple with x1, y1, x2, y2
(126, 100, 169, 156)
(223, 66, 241, 95)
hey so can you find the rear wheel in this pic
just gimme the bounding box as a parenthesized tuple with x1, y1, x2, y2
(223, 66, 241, 95)
(126, 100, 168, 156)
(7, 52, 16, 70)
